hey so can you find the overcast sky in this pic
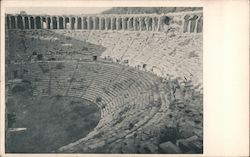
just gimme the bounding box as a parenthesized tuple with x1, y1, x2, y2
(5, 7, 111, 15)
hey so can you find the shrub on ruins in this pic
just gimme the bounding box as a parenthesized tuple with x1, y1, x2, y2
(159, 125, 180, 144)
(55, 94, 62, 99)
(55, 63, 65, 69)
(12, 85, 25, 93)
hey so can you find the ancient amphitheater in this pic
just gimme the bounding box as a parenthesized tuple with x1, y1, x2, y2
(5, 10, 203, 154)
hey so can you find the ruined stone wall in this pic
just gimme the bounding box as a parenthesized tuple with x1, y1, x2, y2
(5, 11, 202, 33)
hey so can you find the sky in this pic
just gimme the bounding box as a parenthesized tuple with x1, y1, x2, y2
(5, 7, 112, 15)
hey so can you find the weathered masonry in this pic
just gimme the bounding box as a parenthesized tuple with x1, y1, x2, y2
(5, 11, 202, 33)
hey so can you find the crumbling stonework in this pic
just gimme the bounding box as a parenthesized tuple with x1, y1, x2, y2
(6, 11, 202, 33)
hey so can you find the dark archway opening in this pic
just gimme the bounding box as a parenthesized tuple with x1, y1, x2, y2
(35, 17, 42, 29)
(100, 18, 105, 30)
(190, 15, 198, 33)
(17, 15, 23, 29)
(106, 18, 111, 30)
(59, 17, 64, 29)
(94, 17, 99, 30)
(82, 17, 87, 29)
(64, 17, 69, 29)
(24, 17, 29, 29)
(47, 17, 51, 29)
(112, 18, 116, 30)
(10, 16, 16, 29)
(88, 17, 93, 30)
(183, 15, 190, 33)
(52, 17, 57, 29)
(164, 16, 170, 25)
(197, 16, 203, 33)
(77, 17, 82, 29)
(30, 17, 35, 29)
(71, 17, 76, 29)
(148, 18, 153, 31)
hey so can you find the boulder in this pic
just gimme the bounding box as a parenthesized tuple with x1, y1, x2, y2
(159, 141, 182, 154)
(177, 139, 190, 152)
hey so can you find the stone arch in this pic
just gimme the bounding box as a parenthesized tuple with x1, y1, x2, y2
(111, 17, 116, 30)
(190, 15, 199, 33)
(141, 17, 146, 31)
(183, 15, 191, 33)
(128, 17, 133, 30)
(6, 16, 10, 29)
(17, 15, 24, 29)
(88, 17, 94, 30)
(197, 15, 203, 33)
(135, 17, 140, 30)
(42, 17, 46, 29)
(30, 17, 35, 29)
(163, 16, 170, 25)
(82, 17, 87, 29)
(122, 17, 128, 30)
(116, 17, 122, 30)
(148, 17, 153, 31)
(100, 17, 105, 30)
(71, 17, 76, 29)
(153, 17, 158, 31)
(35, 16, 42, 29)
(46, 17, 52, 29)
(64, 17, 70, 29)
(10, 16, 16, 29)
(94, 17, 99, 30)
(52, 16, 57, 29)
(24, 16, 29, 29)
(58, 17, 64, 29)
(105, 17, 111, 30)
(77, 17, 82, 29)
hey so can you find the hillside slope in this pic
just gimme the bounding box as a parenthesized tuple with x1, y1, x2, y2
(102, 7, 202, 14)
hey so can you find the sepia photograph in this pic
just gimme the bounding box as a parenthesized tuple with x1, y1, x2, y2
(3, 6, 204, 154)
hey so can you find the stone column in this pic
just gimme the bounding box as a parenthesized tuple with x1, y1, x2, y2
(111, 17, 114, 30)
(99, 17, 103, 30)
(56, 17, 59, 29)
(133, 17, 136, 30)
(34, 17, 37, 29)
(50, 17, 53, 29)
(145, 17, 149, 31)
(184, 15, 192, 33)
(69, 17, 72, 29)
(157, 16, 161, 31)
(139, 17, 142, 31)
(45, 17, 47, 29)
(92, 17, 96, 30)
(122, 17, 126, 30)
(22, 16, 25, 29)
(116, 17, 119, 30)
(28, 16, 32, 29)
(152, 17, 155, 31)
(81, 17, 84, 29)
(194, 15, 200, 33)
(40, 16, 44, 29)
(105, 17, 110, 30)
(7, 16, 11, 29)
(62, 17, 66, 29)
(87, 16, 90, 30)
(196, 15, 203, 33)
(75, 16, 78, 29)
(14, 16, 18, 29)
